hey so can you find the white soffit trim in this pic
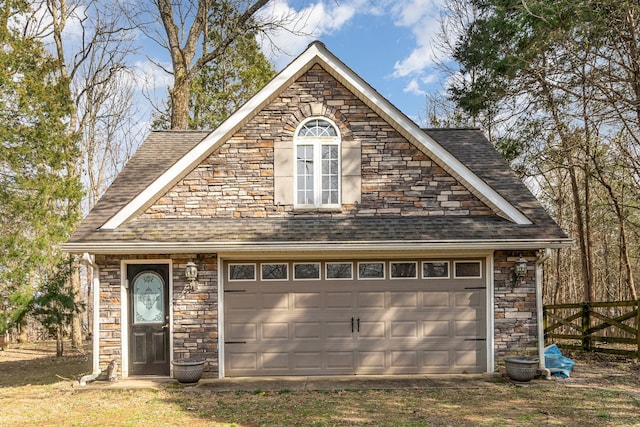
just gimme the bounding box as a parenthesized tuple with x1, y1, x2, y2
(100, 41, 530, 230)
(60, 238, 573, 254)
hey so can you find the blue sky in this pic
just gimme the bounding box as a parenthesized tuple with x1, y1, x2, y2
(254, 0, 450, 123)
(40, 0, 454, 129)
(129, 0, 452, 127)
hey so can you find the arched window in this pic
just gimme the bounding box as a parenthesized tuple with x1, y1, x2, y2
(295, 118, 341, 207)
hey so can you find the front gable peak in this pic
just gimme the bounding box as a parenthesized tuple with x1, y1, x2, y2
(99, 42, 531, 230)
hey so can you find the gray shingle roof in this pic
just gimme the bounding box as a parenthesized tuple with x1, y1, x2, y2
(71, 130, 209, 235)
(63, 128, 570, 252)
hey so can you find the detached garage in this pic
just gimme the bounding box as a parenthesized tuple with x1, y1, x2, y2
(62, 42, 571, 381)
(223, 259, 487, 376)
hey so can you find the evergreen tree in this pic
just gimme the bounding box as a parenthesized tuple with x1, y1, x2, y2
(448, 0, 640, 302)
(31, 257, 84, 356)
(0, 0, 83, 339)
(189, 32, 275, 130)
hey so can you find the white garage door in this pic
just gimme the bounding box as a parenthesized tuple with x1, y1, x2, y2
(223, 259, 486, 376)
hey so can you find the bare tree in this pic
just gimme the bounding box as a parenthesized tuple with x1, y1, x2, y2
(124, 0, 300, 129)
(31, 0, 141, 347)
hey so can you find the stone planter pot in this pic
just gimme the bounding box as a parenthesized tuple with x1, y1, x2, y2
(504, 356, 539, 382)
(172, 359, 205, 384)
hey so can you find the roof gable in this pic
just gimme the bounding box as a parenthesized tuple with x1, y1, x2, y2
(137, 67, 498, 221)
(64, 127, 570, 251)
(99, 42, 530, 230)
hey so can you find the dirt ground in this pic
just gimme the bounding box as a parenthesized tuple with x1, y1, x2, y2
(554, 349, 640, 396)
(0, 341, 638, 390)
(1, 342, 639, 427)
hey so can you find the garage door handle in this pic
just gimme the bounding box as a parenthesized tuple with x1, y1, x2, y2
(357, 317, 360, 333)
(351, 317, 354, 333)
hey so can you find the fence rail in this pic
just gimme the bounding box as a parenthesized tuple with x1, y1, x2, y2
(543, 300, 640, 359)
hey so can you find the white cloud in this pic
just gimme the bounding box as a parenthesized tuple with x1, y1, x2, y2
(365, 0, 447, 100)
(403, 78, 425, 96)
(258, 0, 376, 69)
(404, 71, 442, 95)
(131, 59, 173, 92)
(421, 73, 439, 85)
(390, 0, 439, 27)
(391, 2, 441, 78)
(12, 1, 87, 50)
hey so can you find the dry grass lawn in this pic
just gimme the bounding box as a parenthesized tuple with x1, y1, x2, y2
(1, 342, 639, 426)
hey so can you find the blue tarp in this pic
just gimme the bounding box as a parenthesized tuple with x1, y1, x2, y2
(544, 344, 575, 378)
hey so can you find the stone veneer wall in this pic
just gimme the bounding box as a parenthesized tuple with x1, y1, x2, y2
(95, 250, 543, 375)
(493, 250, 539, 361)
(94, 254, 219, 378)
(142, 64, 493, 219)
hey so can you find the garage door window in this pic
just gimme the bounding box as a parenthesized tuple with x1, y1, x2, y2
(261, 263, 288, 280)
(294, 263, 321, 280)
(229, 264, 256, 281)
(358, 262, 385, 279)
(422, 261, 449, 279)
(454, 261, 482, 278)
(326, 262, 353, 279)
(390, 262, 417, 279)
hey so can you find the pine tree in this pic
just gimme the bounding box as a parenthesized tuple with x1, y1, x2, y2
(189, 32, 275, 130)
(0, 0, 83, 340)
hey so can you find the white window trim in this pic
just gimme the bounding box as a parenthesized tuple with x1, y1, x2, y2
(325, 262, 354, 280)
(294, 117, 341, 208)
(293, 262, 322, 280)
(357, 261, 386, 280)
(453, 260, 483, 279)
(260, 263, 289, 281)
(390, 261, 419, 279)
(228, 263, 257, 281)
(421, 261, 451, 279)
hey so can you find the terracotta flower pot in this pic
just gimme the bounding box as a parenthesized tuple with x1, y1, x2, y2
(172, 359, 205, 384)
(504, 356, 539, 382)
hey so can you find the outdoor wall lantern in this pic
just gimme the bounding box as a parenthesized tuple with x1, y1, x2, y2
(514, 255, 528, 280)
(185, 261, 198, 291)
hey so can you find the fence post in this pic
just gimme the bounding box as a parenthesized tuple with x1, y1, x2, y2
(636, 300, 640, 360)
(582, 302, 591, 352)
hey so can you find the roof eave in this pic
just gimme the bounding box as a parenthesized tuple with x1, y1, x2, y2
(60, 238, 574, 255)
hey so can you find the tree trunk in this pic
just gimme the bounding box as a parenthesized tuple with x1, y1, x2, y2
(17, 319, 28, 343)
(540, 75, 594, 302)
(597, 168, 638, 300)
(70, 267, 83, 349)
(56, 328, 64, 357)
(170, 72, 191, 130)
(619, 221, 637, 300)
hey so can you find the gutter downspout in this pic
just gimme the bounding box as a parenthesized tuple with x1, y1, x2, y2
(536, 248, 552, 379)
(79, 252, 101, 386)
